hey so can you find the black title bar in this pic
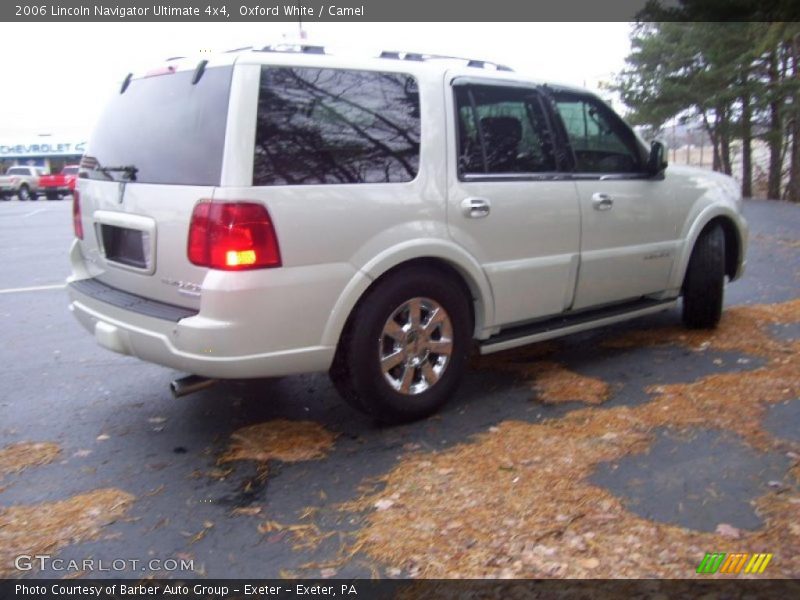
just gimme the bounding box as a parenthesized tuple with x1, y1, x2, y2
(3, 579, 800, 600)
(3, 0, 799, 22)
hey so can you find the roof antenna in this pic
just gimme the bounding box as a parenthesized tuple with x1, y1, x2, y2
(120, 73, 133, 94)
(191, 59, 209, 84)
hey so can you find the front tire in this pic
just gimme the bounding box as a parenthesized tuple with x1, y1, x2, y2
(18, 185, 30, 201)
(682, 224, 725, 329)
(330, 266, 472, 424)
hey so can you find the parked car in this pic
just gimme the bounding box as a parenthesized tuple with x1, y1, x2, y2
(67, 46, 748, 423)
(39, 165, 79, 200)
(0, 165, 44, 201)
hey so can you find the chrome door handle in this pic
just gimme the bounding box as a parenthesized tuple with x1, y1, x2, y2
(592, 193, 613, 211)
(461, 197, 491, 218)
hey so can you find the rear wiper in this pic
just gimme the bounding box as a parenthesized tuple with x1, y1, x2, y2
(98, 164, 138, 181)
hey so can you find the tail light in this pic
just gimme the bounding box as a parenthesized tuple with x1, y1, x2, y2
(72, 189, 83, 240)
(188, 201, 281, 270)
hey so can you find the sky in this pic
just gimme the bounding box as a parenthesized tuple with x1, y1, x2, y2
(0, 22, 633, 139)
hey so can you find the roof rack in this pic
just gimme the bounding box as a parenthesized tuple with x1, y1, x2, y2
(379, 50, 513, 72)
(219, 43, 514, 72)
(259, 43, 326, 55)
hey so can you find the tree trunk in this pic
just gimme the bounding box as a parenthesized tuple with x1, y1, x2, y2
(699, 136, 704, 166)
(701, 110, 722, 171)
(766, 48, 783, 200)
(740, 86, 753, 198)
(719, 104, 733, 175)
(788, 34, 800, 203)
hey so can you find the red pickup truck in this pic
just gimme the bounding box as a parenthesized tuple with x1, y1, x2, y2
(39, 165, 79, 200)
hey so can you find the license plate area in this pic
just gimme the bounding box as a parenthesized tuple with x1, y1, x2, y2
(93, 211, 157, 275)
(100, 225, 150, 270)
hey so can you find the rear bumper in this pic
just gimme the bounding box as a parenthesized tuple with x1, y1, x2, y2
(68, 281, 336, 379)
(67, 241, 354, 380)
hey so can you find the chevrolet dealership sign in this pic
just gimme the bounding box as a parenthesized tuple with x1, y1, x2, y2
(0, 139, 86, 158)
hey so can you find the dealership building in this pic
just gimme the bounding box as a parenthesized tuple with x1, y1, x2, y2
(0, 134, 87, 173)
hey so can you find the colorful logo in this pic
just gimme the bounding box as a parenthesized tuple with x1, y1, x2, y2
(696, 552, 773, 575)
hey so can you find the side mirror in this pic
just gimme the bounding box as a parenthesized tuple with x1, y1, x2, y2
(647, 140, 668, 176)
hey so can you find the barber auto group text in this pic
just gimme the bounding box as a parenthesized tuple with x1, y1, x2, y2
(15, 583, 360, 597)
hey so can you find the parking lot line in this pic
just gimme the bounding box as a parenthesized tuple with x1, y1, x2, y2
(0, 283, 66, 294)
(22, 208, 49, 218)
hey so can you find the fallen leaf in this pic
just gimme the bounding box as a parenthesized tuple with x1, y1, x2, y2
(144, 485, 165, 497)
(189, 529, 207, 544)
(231, 506, 262, 517)
(579, 557, 600, 569)
(258, 520, 284, 534)
(715, 523, 741, 539)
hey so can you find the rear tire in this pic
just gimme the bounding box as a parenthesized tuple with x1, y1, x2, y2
(330, 266, 472, 424)
(18, 185, 30, 201)
(682, 224, 725, 329)
(46, 192, 58, 201)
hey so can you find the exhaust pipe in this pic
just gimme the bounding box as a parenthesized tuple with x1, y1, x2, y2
(170, 375, 217, 398)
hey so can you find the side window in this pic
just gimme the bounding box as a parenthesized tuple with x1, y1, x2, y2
(455, 85, 556, 175)
(553, 93, 643, 173)
(253, 67, 420, 185)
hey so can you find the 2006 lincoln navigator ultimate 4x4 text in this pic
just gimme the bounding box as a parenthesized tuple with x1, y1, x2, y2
(67, 45, 748, 423)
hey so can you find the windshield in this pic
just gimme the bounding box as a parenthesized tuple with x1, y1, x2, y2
(81, 66, 232, 185)
(63, 166, 78, 175)
(7, 167, 29, 175)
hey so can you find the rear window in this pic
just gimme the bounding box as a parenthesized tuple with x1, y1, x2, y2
(63, 166, 78, 175)
(253, 67, 421, 185)
(81, 66, 232, 186)
(7, 167, 30, 175)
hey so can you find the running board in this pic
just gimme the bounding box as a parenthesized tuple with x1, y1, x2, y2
(479, 298, 678, 355)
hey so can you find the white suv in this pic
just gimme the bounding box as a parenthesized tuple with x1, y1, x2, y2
(68, 46, 747, 423)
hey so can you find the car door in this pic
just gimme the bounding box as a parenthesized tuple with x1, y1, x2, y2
(550, 90, 677, 310)
(446, 79, 581, 328)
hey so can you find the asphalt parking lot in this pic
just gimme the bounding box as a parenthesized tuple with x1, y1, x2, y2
(0, 198, 798, 579)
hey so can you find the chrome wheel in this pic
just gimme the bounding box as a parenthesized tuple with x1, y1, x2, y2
(379, 297, 453, 395)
